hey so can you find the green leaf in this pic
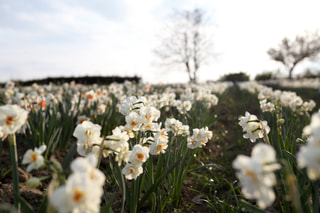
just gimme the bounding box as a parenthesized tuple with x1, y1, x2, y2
(100, 191, 116, 213)
(62, 142, 77, 170)
(138, 156, 182, 209)
(300, 183, 312, 213)
(240, 199, 269, 213)
(18, 195, 34, 213)
(281, 150, 296, 163)
(37, 196, 48, 213)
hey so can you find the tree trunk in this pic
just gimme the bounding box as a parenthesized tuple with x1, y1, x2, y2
(185, 61, 193, 83)
(288, 64, 296, 79)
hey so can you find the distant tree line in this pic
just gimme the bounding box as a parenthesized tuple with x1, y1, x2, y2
(5, 75, 141, 87)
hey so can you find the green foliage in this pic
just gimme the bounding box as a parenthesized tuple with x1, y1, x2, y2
(220, 72, 250, 82)
(301, 69, 320, 78)
(255, 72, 274, 81)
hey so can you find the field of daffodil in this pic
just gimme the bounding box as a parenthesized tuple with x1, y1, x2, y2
(0, 79, 319, 213)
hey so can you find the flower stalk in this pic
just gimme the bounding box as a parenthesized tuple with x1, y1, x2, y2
(8, 133, 20, 210)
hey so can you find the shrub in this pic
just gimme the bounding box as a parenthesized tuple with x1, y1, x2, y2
(219, 72, 250, 82)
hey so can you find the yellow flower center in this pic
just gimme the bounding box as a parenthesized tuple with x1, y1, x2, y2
(145, 124, 152, 129)
(85, 130, 92, 136)
(157, 144, 164, 152)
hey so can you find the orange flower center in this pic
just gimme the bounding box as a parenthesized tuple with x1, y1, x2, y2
(245, 170, 256, 179)
(24, 116, 28, 124)
(136, 153, 144, 160)
(31, 153, 37, 162)
(6, 115, 15, 125)
(87, 94, 94, 100)
(157, 144, 164, 152)
(90, 169, 95, 180)
(73, 188, 85, 202)
(38, 100, 46, 108)
(131, 121, 137, 127)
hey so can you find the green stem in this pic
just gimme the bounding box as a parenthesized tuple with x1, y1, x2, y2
(120, 165, 126, 213)
(312, 181, 319, 213)
(96, 138, 105, 168)
(8, 133, 20, 210)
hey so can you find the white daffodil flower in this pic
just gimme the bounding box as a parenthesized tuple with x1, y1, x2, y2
(50, 173, 103, 213)
(149, 138, 168, 155)
(233, 143, 280, 209)
(297, 111, 320, 180)
(129, 144, 149, 164)
(239, 111, 270, 143)
(73, 121, 102, 156)
(122, 163, 143, 180)
(0, 104, 28, 134)
(22, 145, 46, 173)
(70, 154, 105, 186)
(125, 111, 141, 131)
(187, 127, 212, 149)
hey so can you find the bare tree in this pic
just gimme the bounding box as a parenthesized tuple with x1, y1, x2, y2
(267, 31, 320, 79)
(154, 8, 214, 83)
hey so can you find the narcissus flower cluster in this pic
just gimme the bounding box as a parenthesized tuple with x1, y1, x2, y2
(233, 143, 281, 209)
(49, 154, 105, 213)
(73, 121, 103, 157)
(238, 111, 270, 143)
(0, 104, 28, 136)
(297, 111, 320, 180)
(187, 127, 213, 149)
(103, 96, 213, 180)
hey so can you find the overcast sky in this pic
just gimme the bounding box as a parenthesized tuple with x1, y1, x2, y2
(1, 0, 320, 84)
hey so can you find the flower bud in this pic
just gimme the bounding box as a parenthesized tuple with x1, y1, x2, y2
(50, 156, 63, 173)
(296, 138, 304, 143)
(26, 177, 41, 189)
(277, 118, 285, 125)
